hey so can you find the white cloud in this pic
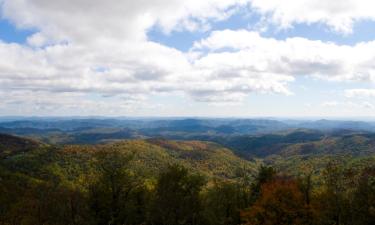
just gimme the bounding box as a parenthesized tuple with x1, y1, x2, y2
(1, 0, 274, 108)
(362, 101, 375, 109)
(322, 101, 340, 107)
(193, 29, 375, 83)
(3, 0, 373, 41)
(26, 32, 50, 47)
(0, 36, 295, 104)
(345, 89, 375, 98)
(321, 100, 374, 109)
(1, 0, 375, 115)
(3, 27, 375, 108)
(0, 0, 250, 43)
(0, 39, 189, 94)
(0, 89, 157, 116)
(250, 0, 375, 34)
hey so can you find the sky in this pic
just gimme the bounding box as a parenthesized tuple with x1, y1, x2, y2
(1, 0, 375, 118)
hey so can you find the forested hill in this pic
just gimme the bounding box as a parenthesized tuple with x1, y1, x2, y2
(215, 129, 375, 158)
(1, 131, 375, 225)
(0, 133, 42, 157)
(0, 134, 257, 181)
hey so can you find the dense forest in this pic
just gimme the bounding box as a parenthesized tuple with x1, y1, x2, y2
(1, 119, 375, 225)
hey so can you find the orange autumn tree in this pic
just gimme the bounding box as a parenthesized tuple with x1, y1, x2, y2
(241, 178, 313, 225)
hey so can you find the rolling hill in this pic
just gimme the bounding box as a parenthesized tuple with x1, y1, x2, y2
(0, 134, 258, 183)
(0, 133, 42, 158)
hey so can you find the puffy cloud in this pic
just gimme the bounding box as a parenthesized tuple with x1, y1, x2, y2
(3, 27, 375, 107)
(0, 35, 295, 104)
(1, 0, 272, 107)
(0, 0, 250, 43)
(250, 0, 375, 33)
(1, 0, 375, 114)
(0, 39, 190, 95)
(193, 29, 375, 83)
(3, 0, 373, 40)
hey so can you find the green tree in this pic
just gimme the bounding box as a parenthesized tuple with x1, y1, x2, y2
(203, 181, 245, 225)
(250, 165, 276, 203)
(314, 160, 351, 225)
(351, 166, 375, 225)
(150, 164, 206, 225)
(88, 148, 139, 225)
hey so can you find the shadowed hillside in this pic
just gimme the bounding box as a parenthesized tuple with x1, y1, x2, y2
(0, 133, 41, 158)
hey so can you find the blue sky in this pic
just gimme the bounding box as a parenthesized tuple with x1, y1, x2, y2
(1, 0, 375, 117)
(0, 20, 33, 43)
(149, 12, 375, 51)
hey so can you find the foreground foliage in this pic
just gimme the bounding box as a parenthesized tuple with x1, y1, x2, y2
(1, 134, 375, 225)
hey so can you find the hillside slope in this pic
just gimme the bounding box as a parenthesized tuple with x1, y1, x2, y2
(0, 137, 258, 184)
(61, 139, 258, 180)
(0, 133, 41, 158)
(217, 130, 375, 158)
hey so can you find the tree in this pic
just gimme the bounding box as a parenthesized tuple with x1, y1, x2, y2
(88, 148, 139, 225)
(241, 178, 313, 225)
(314, 160, 349, 225)
(299, 171, 313, 206)
(203, 180, 245, 225)
(351, 166, 375, 225)
(150, 164, 206, 225)
(250, 165, 276, 203)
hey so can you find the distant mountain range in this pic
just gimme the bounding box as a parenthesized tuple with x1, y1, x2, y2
(1, 118, 375, 145)
(1, 126, 375, 181)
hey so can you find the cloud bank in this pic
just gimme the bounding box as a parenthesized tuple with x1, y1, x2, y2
(0, 0, 375, 115)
